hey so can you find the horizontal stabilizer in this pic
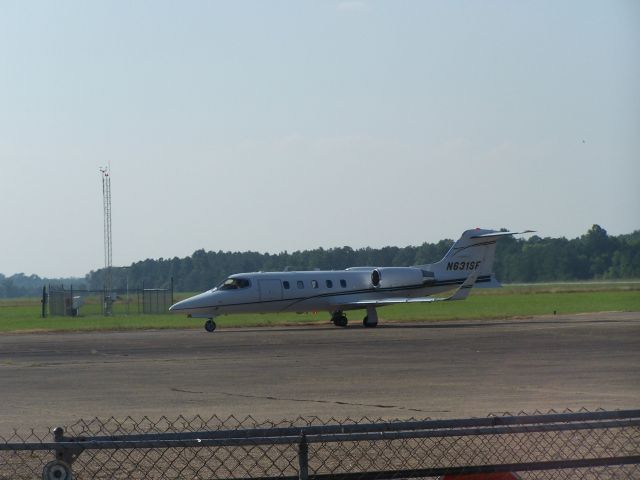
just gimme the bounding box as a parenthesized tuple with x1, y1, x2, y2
(470, 229, 535, 239)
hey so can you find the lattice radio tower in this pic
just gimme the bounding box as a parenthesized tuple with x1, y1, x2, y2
(100, 165, 113, 315)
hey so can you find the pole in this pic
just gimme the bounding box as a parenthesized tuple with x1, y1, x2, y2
(298, 433, 309, 480)
(41, 286, 46, 318)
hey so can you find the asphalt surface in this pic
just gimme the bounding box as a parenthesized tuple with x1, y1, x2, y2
(1, 312, 639, 433)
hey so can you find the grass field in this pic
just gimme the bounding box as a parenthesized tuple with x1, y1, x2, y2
(0, 282, 638, 333)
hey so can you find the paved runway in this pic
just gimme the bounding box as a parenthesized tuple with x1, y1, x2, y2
(1, 312, 638, 433)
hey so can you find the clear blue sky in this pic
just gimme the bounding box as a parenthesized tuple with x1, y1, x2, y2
(1, 1, 638, 277)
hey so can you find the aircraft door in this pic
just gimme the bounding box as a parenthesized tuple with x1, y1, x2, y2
(258, 279, 283, 302)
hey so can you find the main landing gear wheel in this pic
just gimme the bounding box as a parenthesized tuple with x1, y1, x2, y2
(333, 316, 348, 327)
(363, 306, 379, 328)
(204, 319, 217, 332)
(331, 312, 348, 327)
(363, 316, 378, 328)
(336, 316, 348, 327)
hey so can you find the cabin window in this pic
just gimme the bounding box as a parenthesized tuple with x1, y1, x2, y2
(311, 280, 319, 289)
(340, 279, 347, 288)
(326, 279, 333, 288)
(283, 281, 290, 290)
(218, 278, 251, 290)
(297, 280, 304, 289)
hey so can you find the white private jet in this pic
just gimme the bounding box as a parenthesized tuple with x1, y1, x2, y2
(169, 228, 532, 332)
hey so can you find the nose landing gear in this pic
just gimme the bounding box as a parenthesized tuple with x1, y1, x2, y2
(204, 318, 217, 332)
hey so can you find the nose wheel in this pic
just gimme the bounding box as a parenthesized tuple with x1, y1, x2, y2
(204, 319, 217, 332)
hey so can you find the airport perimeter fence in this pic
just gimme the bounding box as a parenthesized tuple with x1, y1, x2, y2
(46, 283, 173, 317)
(1, 409, 639, 479)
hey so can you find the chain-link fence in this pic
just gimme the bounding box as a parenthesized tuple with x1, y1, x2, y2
(1, 409, 639, 479)
(140, 288, 173, 314)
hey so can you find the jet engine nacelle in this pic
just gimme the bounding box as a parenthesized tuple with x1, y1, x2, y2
(370, 267, 424, 288)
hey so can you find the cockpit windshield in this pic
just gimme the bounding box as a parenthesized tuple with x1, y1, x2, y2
(215, 277, 251, 290)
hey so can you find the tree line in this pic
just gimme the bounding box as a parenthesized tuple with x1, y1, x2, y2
(0, 273, 87, 299)
(1, 225, 638, 298)
(88, 224, 639, 292)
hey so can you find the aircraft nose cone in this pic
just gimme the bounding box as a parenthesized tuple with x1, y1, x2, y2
(168, 291, 212, 314)
(169, 298, 189, 312)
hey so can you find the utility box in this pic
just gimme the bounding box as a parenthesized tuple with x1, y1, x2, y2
(65, 296, 85, 317)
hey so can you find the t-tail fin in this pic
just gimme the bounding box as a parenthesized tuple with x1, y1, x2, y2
(418, 228, 533, 287)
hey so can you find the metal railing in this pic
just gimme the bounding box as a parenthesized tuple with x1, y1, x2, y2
(1, 409, 639, 479)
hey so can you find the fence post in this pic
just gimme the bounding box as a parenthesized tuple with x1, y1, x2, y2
(298, 432, 309, 480)
(41, 286, 47, 318)
(42, 427, 74, 480)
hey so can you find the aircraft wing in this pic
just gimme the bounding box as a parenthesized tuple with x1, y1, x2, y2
(344, 271, 479, 307)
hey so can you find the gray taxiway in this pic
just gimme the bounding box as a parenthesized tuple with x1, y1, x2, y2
(0, 312, 638, 433)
